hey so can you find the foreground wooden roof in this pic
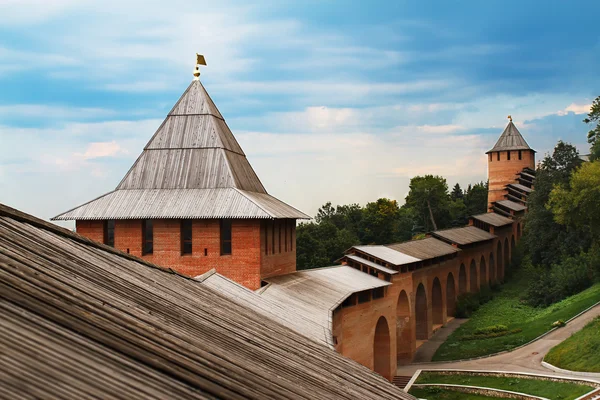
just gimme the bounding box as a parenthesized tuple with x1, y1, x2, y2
(53, 79, 308, 221)
(0, 203, 412, 399)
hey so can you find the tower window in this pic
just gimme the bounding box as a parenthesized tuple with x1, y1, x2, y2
(142, 220, 153, 255)
(278, 221, 282, 253)
(518, 150, 522, 160)
(489, 154, 492, 162)
(181, 220, 192, 255)
(507, 151, 511, 160)
(271, 220, 275, 254)
(103, 220, 115, 247)
(497, 152, 500, 161)
(220, 219, 232, 255)
(284, 221, 288, 252)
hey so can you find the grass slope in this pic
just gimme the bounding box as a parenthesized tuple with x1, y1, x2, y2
(433, 270, 600, 361)
(409, 387, 510, 399)
(416, 372, 594, 400)
(545, 316, 600, 372)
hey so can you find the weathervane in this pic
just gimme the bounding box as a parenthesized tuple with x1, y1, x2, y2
(507, 115, 513, 122)
(193, 53, 207, 80)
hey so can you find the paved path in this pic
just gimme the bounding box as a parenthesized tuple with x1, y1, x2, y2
(397, 304, 600, 382)
(412, 318, 467, 363)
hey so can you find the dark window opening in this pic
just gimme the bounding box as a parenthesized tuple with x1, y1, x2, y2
(342, 294, 356, 308)
(181, 220, 192, 255)
(142, 220, 153, 255)
(489, 153, 492, 162)
(278, 221, 282, 253)
(220, 219, 232, 255)
(271, 220, 275, 255)
(369, 268, 378, 277)
(497, 152, 500, 161)
(357, 291, 371, 304)
(518, 150, 522, 160)
(103, 220, 115, 247)
(507, 151, 511, 160)
(284, 221, 288, 252)
(372, 287, 385, 299)
(289, 220, 294, 251)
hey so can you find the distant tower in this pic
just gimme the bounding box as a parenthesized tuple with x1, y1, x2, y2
(486, 116, 536, 212)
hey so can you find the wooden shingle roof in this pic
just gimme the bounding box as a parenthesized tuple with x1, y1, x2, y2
(432, 226, 496, 246)
(53, 79, 308, 220)
(486, 121, 534, 153)
(0, 203, 411, 399)
(471, 212, 514, 227)
(385, 237, 460, 260)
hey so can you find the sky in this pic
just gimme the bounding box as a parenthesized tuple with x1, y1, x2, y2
(0, 0, 598, 228)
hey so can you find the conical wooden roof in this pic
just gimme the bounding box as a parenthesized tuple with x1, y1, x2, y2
(486, 121, 534, 154)
(53, 79, 309, 220)
(117, 80, 265, 192)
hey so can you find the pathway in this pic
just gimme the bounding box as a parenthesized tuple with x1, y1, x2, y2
(412, 318, 467, 363)
(397, 304, 600, 382)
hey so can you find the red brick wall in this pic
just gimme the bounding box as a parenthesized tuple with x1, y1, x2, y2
(75, 220, 104, 243)
(76, 218, 299, 290)
(488, 149, 535, 209)
(333, 294, 396, 381)
(260, 219, 296, 279)
(77, 218, 275, 290)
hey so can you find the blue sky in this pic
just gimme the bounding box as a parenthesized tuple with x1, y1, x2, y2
(1, 0, 598, 226)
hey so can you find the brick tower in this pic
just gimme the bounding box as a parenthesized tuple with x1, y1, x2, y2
(53, 56, 309, 289)
(486, 117, 536, 214)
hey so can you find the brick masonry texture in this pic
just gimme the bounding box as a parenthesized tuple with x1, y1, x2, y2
(76, 218, 296, 290)
(488, 149, 535, 209)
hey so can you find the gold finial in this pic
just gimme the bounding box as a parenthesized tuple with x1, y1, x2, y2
(193, 53, 207, 80)
(507, 115, 512, 122)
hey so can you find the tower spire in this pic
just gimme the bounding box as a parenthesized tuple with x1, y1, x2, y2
(193, 53, 207, 80)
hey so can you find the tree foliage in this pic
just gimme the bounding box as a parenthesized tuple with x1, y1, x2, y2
(522, 134, 600, 306)
(584, 96, 600, 161)
(296, 177, 489, 269)
(522, 141, 584, 268)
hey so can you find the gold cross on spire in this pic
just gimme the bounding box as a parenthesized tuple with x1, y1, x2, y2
(193, 54, 207, 80)
(507, 115, 512, 122)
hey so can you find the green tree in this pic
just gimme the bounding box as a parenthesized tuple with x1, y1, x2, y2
(451, 183, 464, 201)
(404, 175, 451, 232)
(523, 141, 585, 268)
(584, 96, 600, 161)
(548, 160, 600, 240)
(464, 181, 488, 216)
(359, 198, 405, 244)
(296, 221, 359, 270)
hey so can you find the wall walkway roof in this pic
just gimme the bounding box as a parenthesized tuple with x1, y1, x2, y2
(432, 226, 496, 246)
(471, 212, 514, 227)
(260, 266, 391, 347)
(385, 237, 460, 260)
(0, 203, 410, 399)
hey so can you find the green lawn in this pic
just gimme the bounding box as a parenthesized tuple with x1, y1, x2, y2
(545, 317, 600, 372)
(415, 372, 594, 400)
(433, 270, 600, 361)
(409, 387, 510, 399)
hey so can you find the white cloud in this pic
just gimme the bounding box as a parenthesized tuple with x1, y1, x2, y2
(557, 103, 591, 116)
(415, 124, 463, 134)
(75, 141, 128, 160)
(0, 104, 116, 119)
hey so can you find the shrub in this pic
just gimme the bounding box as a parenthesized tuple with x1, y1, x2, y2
(526, 251, 593, 307)
(474, 325, 508, 335)
(454, 289, 497, 318)
(552, 320, 566, 328)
